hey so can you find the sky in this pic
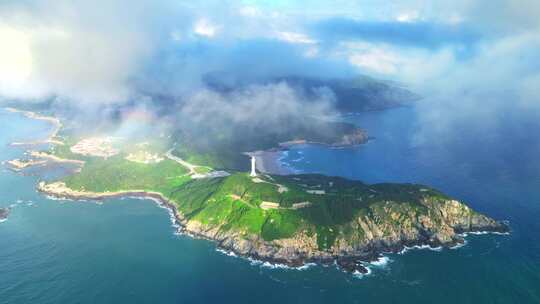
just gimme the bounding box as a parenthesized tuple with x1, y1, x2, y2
(0, 0, 539, 141)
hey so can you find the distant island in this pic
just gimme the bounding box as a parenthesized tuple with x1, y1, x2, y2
(5, 106, 509, 274)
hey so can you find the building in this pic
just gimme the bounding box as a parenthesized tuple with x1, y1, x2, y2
(250, 156, 257, 177)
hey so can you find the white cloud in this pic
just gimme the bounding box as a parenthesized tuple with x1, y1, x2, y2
(337, 41, 457, 84)
(348, 48, 399, 75)
(194, 18, 218, 38)
(277, 31, 317, 44)
(0, 0, 168, 104)
(396, 10, 420, 23)
(0, 26, 33, 96)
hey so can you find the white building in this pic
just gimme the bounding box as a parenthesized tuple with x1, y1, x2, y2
(250, 156, 257, 177)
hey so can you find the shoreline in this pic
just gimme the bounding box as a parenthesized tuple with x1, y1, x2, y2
(251, 138, 366, 176)
(4, 107, 64, 146)
(251, 149, 294, 175)
(37, 180, 510, 274)
(3, 108, 84, 171)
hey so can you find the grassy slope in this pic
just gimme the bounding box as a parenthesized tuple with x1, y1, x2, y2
(61, 155, 451, 250)
(64, 157, 190, 194)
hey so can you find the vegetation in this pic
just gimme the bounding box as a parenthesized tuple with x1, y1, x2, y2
(64, 157, 190, 194)
(60, 151, 450, 250)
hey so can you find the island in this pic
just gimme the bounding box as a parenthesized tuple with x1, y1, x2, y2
(6, 108, 509, 274)
(35, 155, 508, 274)
(0, 207, 9, 222)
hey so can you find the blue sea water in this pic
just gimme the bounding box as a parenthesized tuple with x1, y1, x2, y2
(1, 106, 539, 303)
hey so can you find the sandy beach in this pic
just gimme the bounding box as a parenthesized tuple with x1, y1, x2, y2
(251, 149, 293, 175)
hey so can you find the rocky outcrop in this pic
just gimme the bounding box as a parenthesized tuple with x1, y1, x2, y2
(0, 208, 9, 221)
(6, 159, 46, 171)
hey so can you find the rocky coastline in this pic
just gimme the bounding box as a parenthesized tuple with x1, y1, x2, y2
(37, 181, 509, 274)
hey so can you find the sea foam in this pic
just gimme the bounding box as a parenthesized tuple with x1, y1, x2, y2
(370, 256, 391, 267)
(216, 248, 315, 271)
(398, 244, 443, 255)
(352, 267, 372, 279)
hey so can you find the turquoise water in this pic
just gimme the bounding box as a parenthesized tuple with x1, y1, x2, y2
(1, 107, 539, 303)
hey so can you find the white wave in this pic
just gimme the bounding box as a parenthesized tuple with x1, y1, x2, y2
(216, 248, 238, 257)
(352, 267, 372, 279)
(278, 151, 289, 161)
(250, 259, 288, 270)
(461, 230, 510, 237)
(260, 261, 292, 269)
(217, 251, 316, 271)
(450, 240, 468, 250)
(468, 231, 489, 235)
(256, 261, 316, 271)
(296, 263, 317, 270)
(44, 195, 77, 202)
(370, 256, 391, 267)
(0, 218, 7, 223)
(398, 244, 442, 255)
(470, 230, 510, 236)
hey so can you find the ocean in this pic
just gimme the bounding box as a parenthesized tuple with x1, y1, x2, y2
(1, 106, 539, 303)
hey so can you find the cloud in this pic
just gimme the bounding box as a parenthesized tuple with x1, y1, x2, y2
(396, 11, 421, 23)
(0, 27, 33, 96)
(193, 18, 219, 38)
(0, 0, 188, 104)
(276, 31, 317, 45)
(177, 82, 334, 132)
(410, 31, 540, 150)
(0, 0, 538, 149)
